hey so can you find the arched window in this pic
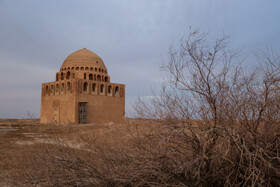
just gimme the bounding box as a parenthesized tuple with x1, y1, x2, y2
(95, 68, 97, 72)
(105, 76, 108, 82)
(102, 69, 104, 73)
(85, 67, 89, 71)
(56, 84, 59, 92)
(81, 67, 84, 70)
(100, 84, 104, 93)
(97, 75, 101, 81)
(115, 86, 119, 95)
(83, 82, 88, 92)
(108, 85, 112, 94)
(66, 71, 70, 79)
(46, 85, 49, 94)
(84, 73, 86, 80)
(98, 68, 101, 72)
(76, 67, 79, 70)
(67, 82, 71, 91)
(56, 73, 59, 81)
(67, 67, 70, 70)
(61, 72, 64, 80)
(89, 74, 93, 80)
(90, 67, 93, 71)
(71, 67, 75, 70)
(51, 85, 54, 94)
(92, 83, 96, 92)
(61, 83, 65, 92)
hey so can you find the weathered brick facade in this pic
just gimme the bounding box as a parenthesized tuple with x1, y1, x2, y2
(40, 48, 125, 124)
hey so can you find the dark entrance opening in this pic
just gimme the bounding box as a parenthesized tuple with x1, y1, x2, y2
(78, 102, 88, 124)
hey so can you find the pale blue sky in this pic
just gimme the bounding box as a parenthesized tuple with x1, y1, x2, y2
(0, 0, 279, 118)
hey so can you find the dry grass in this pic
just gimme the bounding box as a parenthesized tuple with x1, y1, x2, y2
(0, 118, 166, 186)
(1, 118, 279, 186)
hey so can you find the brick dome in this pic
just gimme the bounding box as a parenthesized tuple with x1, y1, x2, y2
(61, 48, 107, 71)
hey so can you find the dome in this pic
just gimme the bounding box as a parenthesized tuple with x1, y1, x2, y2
(61, 48, 106, 70)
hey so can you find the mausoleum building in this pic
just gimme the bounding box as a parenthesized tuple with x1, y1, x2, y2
(40, 48, 125, 124)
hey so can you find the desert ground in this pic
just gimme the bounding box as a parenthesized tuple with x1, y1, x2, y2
(0, 118, 165, 186)
(1, 118, 279, 186)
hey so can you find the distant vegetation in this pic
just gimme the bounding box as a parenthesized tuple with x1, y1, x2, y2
(1, 30, 280, 186)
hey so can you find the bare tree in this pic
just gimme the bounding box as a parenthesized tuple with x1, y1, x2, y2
(135, 29, 280, 186)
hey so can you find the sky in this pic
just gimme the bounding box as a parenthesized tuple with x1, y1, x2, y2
(0, 0, 280, 118)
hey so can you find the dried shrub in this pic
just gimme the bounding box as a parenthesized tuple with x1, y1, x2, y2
(135, 29, 280, 186)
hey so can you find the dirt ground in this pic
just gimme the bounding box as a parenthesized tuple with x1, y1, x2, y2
(0, 119, 116, 185)
(0, 118, 157, 186)
(1, 118, 279, 186)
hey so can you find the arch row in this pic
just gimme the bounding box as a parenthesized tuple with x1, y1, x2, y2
(57, 71, 75, 81)
(83, 73, 109, 82)
(44, 81, 73, 96)
(56, 71, 109, 83)
(43, 81, 123, 97)
(60, 66, 107, 74)
(81, 81, 122, 97)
